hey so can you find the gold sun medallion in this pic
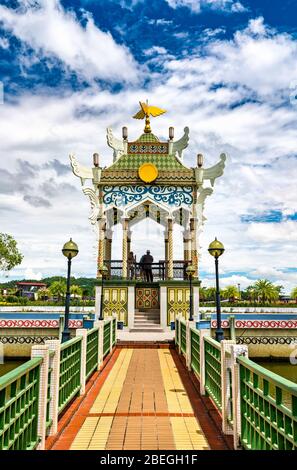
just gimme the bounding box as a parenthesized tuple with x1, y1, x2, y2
(138, 162, 159, 183)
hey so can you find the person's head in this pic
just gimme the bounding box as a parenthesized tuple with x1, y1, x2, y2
(146, 250, 150, 255)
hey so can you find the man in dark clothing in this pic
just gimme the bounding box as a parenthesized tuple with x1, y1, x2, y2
(142, 250, 154, 282)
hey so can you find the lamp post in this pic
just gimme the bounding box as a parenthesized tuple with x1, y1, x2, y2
(98, 265, 108, 321)
(186, 264, 196, 322)
(61, 238, 79, 343)
(208, 237, 225, 342)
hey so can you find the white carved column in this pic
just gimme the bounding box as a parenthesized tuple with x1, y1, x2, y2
(105, 229, 112, 277)
(122, 218, 129, 279)
(164, 230, 168, 279)
(190, 218, 198, 277)
(167, 218, 173, 280)
(183, 229, 191, 263)
(97, 218, 105, 278)
(127, 229, 132, 256)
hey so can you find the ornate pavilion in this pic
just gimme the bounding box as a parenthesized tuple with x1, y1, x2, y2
(70, 102, 226, 330)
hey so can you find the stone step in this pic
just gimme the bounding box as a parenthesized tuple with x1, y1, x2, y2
(134, 315, 160, 320)
(134, 318, 160, 323)
(134, 322, 161, 327)
(129, 327, 164, 333)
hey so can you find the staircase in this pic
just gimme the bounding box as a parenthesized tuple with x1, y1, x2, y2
(130, 308, 163, 332)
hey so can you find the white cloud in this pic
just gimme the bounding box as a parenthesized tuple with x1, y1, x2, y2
(0, 0, 139, 83)
(143, 46, 168, 56)
(1, 14, 297, 293)
(165, 0, 247, 14)
(0, 36, 9, 49)
(24, 268, 42, 281)
(247, 221, 297, 243)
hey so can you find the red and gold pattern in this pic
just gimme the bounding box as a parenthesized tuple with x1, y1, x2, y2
(211, 320, 297, 329)
(136, 287, 159, 309)
(0, 319, 83, 328)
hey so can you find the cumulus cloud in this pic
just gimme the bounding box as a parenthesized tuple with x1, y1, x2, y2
(143, 46, 168, 56)
(165, 0, 247, 14)
(0, 0, 139, 83)
(23, 195, 51, 208)
(1, 12, 297, 291)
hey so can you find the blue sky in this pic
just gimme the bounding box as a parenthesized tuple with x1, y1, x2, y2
(0, 0, 297, 292)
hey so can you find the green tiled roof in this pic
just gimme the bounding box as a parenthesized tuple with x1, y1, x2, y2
(108, 153, 187, 170)
(107, 132, 190, 171)
(136, 133, 159, 142)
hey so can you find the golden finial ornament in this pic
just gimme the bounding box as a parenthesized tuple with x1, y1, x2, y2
(133, 100, 166, 133)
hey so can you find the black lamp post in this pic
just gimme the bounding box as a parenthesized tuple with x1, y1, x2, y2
(208, 237, 225, 342)
(186, 264, 196, 322)
(61, 238, 79, 343)
(98, 265, 108, 321)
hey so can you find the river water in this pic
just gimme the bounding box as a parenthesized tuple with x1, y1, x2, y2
(256, 360, 297, 384)
(0, 360, 25, 377)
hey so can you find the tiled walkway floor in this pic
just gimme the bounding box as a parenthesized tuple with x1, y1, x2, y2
(52, 348, 214, 450)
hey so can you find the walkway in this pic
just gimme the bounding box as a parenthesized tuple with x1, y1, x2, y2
(50, 347, 228, 451)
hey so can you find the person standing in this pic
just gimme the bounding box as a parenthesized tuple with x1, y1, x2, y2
(142, 250, 154, 282)
(128, 251, 136, 280)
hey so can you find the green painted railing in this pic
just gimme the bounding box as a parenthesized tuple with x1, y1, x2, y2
(86, 328, 99, 381)
(204, 336, 222, 411)
(103, 320, 111, 358)
(112, 317, 117, 346)
(238, 357, 297, 450)
(175, 318, 180, 346)
(46, 350, 55, 435)
(190, 328, 200, 377)
(59, 336, 81, 414)
(0, 358, 42, 450)
(180, 321, 186, 356)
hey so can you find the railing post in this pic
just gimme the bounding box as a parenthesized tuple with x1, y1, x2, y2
(94, 319, 104, 369)
(178, 316, 182, 355)
(45, 339, 61, 436)
(76, 328, 87, 395)
(112, 313, 117, 346)
(220, 340, 236, 435)
(186, 320, 194, 370)
(110, 317, 114, 352)
(230, 344, 249, 450)
(199, 329, 211, 396)
(31, 344, 49, 450)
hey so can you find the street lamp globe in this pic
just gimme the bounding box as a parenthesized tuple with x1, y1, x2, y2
(186, 264, 196, 278)
(208, 237, 224, 258)
(98, 264, 108, 277)
(62, 238, 79, 259)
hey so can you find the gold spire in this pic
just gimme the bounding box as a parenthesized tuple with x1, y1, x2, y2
(133, 100, 166, 133)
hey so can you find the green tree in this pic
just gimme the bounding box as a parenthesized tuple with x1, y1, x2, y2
(291, 287, 297, 303)
(70, 284, 82, 298)
(221, 285, 239, 303)
(205, 287, 216, 301)
(49, 280, 66, 302)
(0, 233, 23, 273)
(252, 279, 279, 304)
(37, 287, 50, 301)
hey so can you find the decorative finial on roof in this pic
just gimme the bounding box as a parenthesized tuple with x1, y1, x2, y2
(133, 100, 166, 134)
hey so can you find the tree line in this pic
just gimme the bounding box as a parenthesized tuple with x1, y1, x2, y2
(201, 279, 297, 305)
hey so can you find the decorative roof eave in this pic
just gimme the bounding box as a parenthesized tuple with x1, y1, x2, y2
(99, 168, 196, 186)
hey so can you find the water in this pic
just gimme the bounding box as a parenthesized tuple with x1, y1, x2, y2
(0, 360, 25, 377)
(256, 360, 297, 385)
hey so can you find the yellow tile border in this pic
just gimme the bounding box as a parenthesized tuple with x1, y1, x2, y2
(90, 349, 133, 414)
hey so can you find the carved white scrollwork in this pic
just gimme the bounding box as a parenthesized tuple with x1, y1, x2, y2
(106, 127, 125, 162)
(69, 154, 93, 185)
(172, 126, 189, 161)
